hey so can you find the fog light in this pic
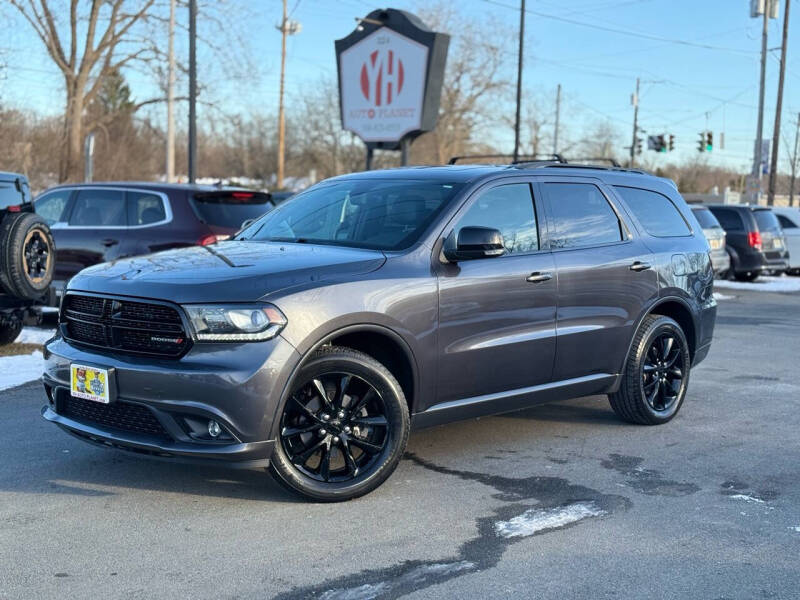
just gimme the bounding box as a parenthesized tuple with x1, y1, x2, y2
(208, 420, 222, 438)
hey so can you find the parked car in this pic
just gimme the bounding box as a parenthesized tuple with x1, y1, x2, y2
(690, 206, 729, 277)
(34, 183, 275, 300)
(771, 206, 800, 275)
(0, 171, 55, 344)
(42, 163, 716, 501)
(706, 204, 789, 281)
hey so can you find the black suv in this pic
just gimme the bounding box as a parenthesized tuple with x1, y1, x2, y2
(706, 204, 789, 281)
(42, 163, 716, 501)
(0, 171, 55, 344)
(34, 183, 275, 299)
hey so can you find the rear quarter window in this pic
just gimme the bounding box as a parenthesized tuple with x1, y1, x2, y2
(709, 208, 744, 231)
(614, 186, 691, 237)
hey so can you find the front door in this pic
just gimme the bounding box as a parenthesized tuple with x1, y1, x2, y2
(537, 178, 658, 381)
(435, 181, 557, 406)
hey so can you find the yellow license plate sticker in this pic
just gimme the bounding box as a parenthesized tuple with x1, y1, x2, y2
(70, 364, 110, 404)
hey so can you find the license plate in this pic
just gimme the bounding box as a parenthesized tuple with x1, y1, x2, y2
(710, 239, 722, 250)
(70, 364, 111, 404)
(773, 239, 783, 249)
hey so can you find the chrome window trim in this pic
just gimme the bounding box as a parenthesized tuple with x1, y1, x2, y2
(50, 186, 173, 230)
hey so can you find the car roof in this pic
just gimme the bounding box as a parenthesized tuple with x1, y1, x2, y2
(705, 203, 773, 212)
(324, 164, 671, 187)
(40, 181, 252, 194)
(0, 171, 27, 182)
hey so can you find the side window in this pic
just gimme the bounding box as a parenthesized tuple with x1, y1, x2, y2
(614, 186, 690, 237)
(455, 183, 538, 254)
(34, 190, 71, 225)
(711, 209, 743, 231)
(128, 191, 167, 226)
(777, 215, 797, 229)
(69, 189, 126, 226)
(544, 183, 622, 249)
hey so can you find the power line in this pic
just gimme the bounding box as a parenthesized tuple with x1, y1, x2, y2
(479, 0, 759, 55)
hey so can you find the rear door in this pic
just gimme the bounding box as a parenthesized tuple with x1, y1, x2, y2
(537, 177, 658, 381)
(435, 180, 557, 405)
(55, 188, 128, 278)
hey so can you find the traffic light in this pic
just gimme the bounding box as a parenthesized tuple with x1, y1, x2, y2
(668, 135, 675, 152)
(706, 132, 713, 152)
(658, 134, 666, 153)
(697, 132, 706, 153)
(636, 137, 643, 155)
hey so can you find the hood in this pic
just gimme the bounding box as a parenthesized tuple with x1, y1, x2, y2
(68, 241, 386, 303)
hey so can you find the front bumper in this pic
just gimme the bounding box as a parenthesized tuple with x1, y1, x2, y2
(42, 334, 300, 465)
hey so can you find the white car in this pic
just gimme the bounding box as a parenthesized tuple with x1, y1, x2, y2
(772, 206, 800, 275)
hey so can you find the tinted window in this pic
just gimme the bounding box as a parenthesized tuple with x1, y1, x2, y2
(69, 189, 126, 226)
(615, 186, 690, 237)
(544, 183, 622, 248)
(710, 208, 743, 231)
(753, 209, 780, 232)
(777, 214, 798, 229)
(192, 192, 274, 229)
(0, 181, 24, 210)
(239, 180, 464, 251)
(35, 190, 71, 225)
(691, 207, 721, 229)
(455, 183, 538, 254)
(128, 191, 166, 225)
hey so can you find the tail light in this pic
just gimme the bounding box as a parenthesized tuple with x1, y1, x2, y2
(199, 234, 230, 246)
(7, 205, 21, 212)
(747, 231, 762, 250)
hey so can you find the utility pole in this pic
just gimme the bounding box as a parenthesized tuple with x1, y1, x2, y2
(276, 2, 300, 189)
(750, 3, 770, 202)
(629, 77, 640, 168)
(790, 113, 800, 207)
(768, 0, 790, 206)
(188, 0, 197, 184)
(512, 0, 525, 163)
(166, 0, 176, 183)
(553, 83, 561, 156)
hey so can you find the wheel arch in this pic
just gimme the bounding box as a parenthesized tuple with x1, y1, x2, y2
(269, 324, 419, 440)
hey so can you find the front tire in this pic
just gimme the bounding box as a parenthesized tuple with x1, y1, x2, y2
(609, 315, 691, 425)
(269, 346, 410, 502)
(734, 270, 760, 282)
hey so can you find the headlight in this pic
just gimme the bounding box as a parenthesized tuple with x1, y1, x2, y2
(183, 303, 287, 342)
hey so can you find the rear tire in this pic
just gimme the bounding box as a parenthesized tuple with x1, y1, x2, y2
(0, 320, 22, 346)
(269, 346, 410, 502)
(609, 315, 691, 425)
(0, 212, 55, 300)
(734, 270, 759, 282)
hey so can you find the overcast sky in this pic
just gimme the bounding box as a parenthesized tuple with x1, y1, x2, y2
(2, 0, 799, 173)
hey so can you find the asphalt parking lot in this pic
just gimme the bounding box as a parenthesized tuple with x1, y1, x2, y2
(1, 289, 799, 600)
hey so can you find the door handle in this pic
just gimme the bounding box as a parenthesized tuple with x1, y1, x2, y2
(100, 238, 119, 247)
(629, 261, 652, 272)
(526, 271, 553, 283)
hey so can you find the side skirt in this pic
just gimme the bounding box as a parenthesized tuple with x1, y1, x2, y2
(411, 373, 619, 430)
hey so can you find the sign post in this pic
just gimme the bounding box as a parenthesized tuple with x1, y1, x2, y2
(336, 9, 450, 168)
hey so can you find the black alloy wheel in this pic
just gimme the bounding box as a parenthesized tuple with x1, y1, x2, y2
(641, 332, 685, 413)
(280, 372, 389, 483)
(609, 314, 691, 425)
(269, 346, 409, 501)
(23, 229, 51, 284)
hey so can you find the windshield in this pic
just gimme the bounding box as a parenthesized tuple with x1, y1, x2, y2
(236, 179, 465, 251)
(192, 191, 274, 229)
(692, 207, 721, 229)
(753, 209, 781, 232)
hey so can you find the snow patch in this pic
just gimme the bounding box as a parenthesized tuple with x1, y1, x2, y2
(715, 276, 800, 293)
(729, 493, 765, 504)
(0, 351, 43, 391)
(712, 292, 734, 300)
(495, 502, 605, 539)
(16, 327, 55, 345)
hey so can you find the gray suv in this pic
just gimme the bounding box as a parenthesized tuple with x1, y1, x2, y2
(42, 163, 717, 501)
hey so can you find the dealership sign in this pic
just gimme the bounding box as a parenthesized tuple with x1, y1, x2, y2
(335, 9, 450, 147)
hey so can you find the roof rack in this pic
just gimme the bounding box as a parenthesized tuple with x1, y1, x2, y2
(562, 156, 621, 167)
(448, 153, 566, 165)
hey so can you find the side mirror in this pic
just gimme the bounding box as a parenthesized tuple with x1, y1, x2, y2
(443, 226, 505, 262)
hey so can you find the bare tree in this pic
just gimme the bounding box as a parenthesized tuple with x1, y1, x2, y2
(10, 0, 156, 182)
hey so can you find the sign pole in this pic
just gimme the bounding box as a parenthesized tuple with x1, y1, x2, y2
(365, 147, 374, 171)
(513, 0, 525, 163)
(401, 138, 409, 166)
